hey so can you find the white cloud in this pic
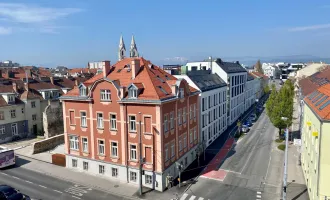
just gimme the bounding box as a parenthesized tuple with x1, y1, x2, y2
(0, 26, 11, 34)
(0, 3, 82, 33)
(288, 24, 330, 32)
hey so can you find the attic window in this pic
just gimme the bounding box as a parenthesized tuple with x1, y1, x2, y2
(8, 95, 15, 103)
(128, 88, 137, 98)
(79, 85, 87, 96)
(117, 69, 122, 73)
(158, 86, 168, 95)
(157, 75, 165, 83)
(165, 75, 170, 80)
(179, 88, 184, 98)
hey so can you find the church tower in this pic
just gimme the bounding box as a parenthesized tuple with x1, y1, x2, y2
(130, 35, 139, 58)
(118, 35, 126, 61)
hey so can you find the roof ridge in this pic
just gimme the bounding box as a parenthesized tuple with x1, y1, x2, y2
(139, 58, 161, 99)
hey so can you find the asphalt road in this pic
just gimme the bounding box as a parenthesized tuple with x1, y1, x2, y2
(182, 107, 281, 200)
(0, 164, 130, 200)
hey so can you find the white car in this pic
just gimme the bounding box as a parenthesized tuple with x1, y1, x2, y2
(241, 125, 249, 133)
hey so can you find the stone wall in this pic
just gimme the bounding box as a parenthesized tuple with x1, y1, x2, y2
(32, 134, 64, 154)
(43, 101, 63, 138)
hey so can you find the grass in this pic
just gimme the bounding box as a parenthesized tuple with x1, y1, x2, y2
(275, 139, 284, 143)
(278, 144, 286, 151)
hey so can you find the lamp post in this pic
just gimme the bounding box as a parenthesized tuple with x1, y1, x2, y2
(281, 116, 289, 200)
(255, 99, 259, 115)
(138, 112, 143, 196)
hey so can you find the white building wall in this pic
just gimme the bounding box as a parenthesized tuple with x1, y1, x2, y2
(23, 98, 42, 134)
(0, 104, 25, 125)
(245, 80, 256, 112)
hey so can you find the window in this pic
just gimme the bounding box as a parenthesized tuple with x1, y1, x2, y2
(44, 91, 50, 99)
(130, 144, 137, 160)
(69, 135, 79, 150)
(178, 109, 182, 125)
(10, 109, 16, 118)
(0, 111, 4, 120)
(110, 114, 117, 130)
(21, 108, 24, 114)
(99, 165, 105, 174)
(0, 126, 5, 134)
(164, 144, 169, 161)
(190, 129, 193, 144)
(98, 140, 105, 155)
(11, 123, 18, 135)
(83, 161, 88, 170)
(79, 86, 86, 96)
(100, 89, 111, 101)
(171, 142, 175, 158)
(129, 88, 137, 98)
(179, 138, 182, 151)
(32, 114, 37, 121)
(202, 98, 205, 111)
(193, 104, 196, 119)
(190, 105, 193, 120)
(72, 159, 77, 168)
(170, 112, 174, 129)
(194, 127, 197, 141)
(81, 112, 87, 127)
(129, 116, 136, 131)
(183, 107, 186, 123)
(164, 114, 168, 132)
(130, 171, 137, 182)
(179, 88, 184, 98)
(145, 175, 152, 184)
(82, 138, 88, 152)
(8, 95, 15, 103)
(69, 111, 75, 125)
(97, 113, 103, 129)
(111, 142, 118, 157)
(112, 168, 118, 177)
(183, 134, 187, 148)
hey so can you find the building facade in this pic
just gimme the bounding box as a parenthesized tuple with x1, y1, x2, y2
(245, 74, 256, 111)
(302, 85, 330, 200)
(60, 56, 200, 192)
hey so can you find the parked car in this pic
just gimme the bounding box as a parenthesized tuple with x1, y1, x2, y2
(241, 125, 249, 133)
(243, 120, 252, 127)
(0, 185, 31, 200)
(249, 114, 257, 121)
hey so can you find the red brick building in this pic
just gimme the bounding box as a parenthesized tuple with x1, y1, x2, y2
(60, 57, 200, 191)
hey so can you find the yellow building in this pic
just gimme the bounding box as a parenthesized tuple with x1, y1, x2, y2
(302, 83, 330, 200)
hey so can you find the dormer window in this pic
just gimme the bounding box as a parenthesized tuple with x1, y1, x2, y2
(100, 89, 111, 101)
(129, 88, 137, 98)
(179, 88, 184, 98)
(8, 95, 15, 103)
(79, 84, 87, 96)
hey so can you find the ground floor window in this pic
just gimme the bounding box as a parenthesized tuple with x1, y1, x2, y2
(99, 165, 105, 174)
(112, 168, 118, 177)
(72, 159, 77, 168)
(130, 171, 137, 182)
(145, 175, 152, 184)
(83, 161, 88, 170)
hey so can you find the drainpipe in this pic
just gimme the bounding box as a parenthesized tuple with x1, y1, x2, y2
(317, 121, 322, 197)
(125, 104, 129, 183)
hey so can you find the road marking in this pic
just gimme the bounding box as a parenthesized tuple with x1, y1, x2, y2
(189, 196, 196, 200)
(257, 191, 262, 194)
(180, 193, 189, 200)
(12, 176, 20, 180)
(72, 196, 81, 199)
(225, 170, 241, 175)
(197, 197, 204, 200)
(256, 195, 261, 198)
(25, 180, 33, 184)
(0, 172, 8, 175)
(38, 185, 47, 188)
(53, 190, 63, 193)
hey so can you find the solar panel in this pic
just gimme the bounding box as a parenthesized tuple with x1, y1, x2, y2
(319, 100, 330, 110)
(315, 96, 328, 106)
(308, 91, 319, 100)
(312, 94, 324, 103)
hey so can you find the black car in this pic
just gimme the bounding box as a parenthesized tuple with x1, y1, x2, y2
(0, 185, 31, 200)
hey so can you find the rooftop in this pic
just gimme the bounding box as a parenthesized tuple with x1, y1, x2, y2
(304, 83, 330, 121)
(298, 67, 330, 97)
(187, 70, 227, 92)
(213, 58, 247, 74)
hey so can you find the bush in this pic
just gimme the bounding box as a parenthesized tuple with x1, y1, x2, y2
(275, 139, 284, 143)
(278, 144, 286, 151)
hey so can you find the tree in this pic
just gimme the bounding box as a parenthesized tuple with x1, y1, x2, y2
(254, 60, 264, 74)
(264, 84, 270, 94)
(266, 85, 278, 119)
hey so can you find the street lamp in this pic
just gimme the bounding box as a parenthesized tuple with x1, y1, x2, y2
(281, 116, 289, 200)
(255, 99, 259, 115)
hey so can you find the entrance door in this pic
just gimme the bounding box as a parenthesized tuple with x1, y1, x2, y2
(33, 124, 37, 135)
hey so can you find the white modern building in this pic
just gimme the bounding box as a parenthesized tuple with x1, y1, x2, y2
(176, 70, 227, 148)
(245, 74, 256, 111)
(185, 58, 248, 126)
(88, 61, 111, 70)
(262, 64, 280, 79)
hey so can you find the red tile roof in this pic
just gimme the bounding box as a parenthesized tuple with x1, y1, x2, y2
(250, 71, 268, 79)
(304, 83, 330, 120)
(298, 67, 330, 97)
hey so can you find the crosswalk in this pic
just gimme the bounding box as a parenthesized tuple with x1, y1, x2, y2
(256, 191, 262, 200)
(179, 193, 210, 200)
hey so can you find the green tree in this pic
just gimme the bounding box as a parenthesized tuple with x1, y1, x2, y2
(266, 85, 278, 119)
(264, 84, 270, 94)
(254, 60, 264, 74)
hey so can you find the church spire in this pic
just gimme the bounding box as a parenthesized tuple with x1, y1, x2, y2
(118, 35, 126, 61)
(130, 35, 139, 58)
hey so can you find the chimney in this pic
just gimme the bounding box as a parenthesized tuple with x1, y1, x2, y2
(119, 86, 126, 98)
(103, 60, 111, 77)
(131, 59, 141, 79)
(171, 84, 177, 95)
(12, 82, 17, 93)
(75, 79, 79, 86)
(50, 77, 54, 85)
(24, 82, 29, 91)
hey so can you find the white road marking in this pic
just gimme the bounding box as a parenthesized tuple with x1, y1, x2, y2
(197, 197, 204, 200)
(188, 196, 196, 200)
(53, 190, 63, 193)
(225, 170, 241, 174)
(256, 195, 262, 198)
(25, 180, 33, 184)
(12, 176, 20, 180)
(0, 172, 8, 175)
(257, 191, 262, 194)
(38, 185, 47, 188)
(180, 193, 189, 200)
(72, 196, 81, 199)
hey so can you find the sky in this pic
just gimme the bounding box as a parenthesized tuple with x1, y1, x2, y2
(0, 0, 330, 67)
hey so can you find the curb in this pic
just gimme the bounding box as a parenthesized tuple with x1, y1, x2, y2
(16, 154, 142, 200)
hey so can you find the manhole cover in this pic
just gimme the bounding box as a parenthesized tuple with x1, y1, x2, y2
(114, 185, 119, 188)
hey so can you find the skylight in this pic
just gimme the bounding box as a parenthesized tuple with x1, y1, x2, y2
(308, 91, 319, 100)
(315, 96, 328, 106)
(319, 100, 330, 110)
(158, 86, 168, 95)
(156, 76, 165, 83)
(312, 94, 324, 103)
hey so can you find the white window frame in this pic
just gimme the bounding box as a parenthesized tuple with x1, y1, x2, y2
(81, 112, 87, 127)
(83, 161, 88, 170)
(171, 142, 175, 158)
(79, 86, 86, 96)
(179, 88, 184, 98)
(100, 89, 111, 101)
(11, 123, 18, 135)
(72, 159, 77, 168)
(164, 114, 168, 132)
(178, 109, 182, 125)
(129, 88, 137, 98)
(97, 113, 104, 129)
(82, 137, 88, 152)
(8, 95, 15, 103)
(183, 107, 186, 123)
(10, 109, 16, 118)
(98, 140, 105, 155)
(112, 168, 118, 177)
(110, 114, 117, 130)
(165, 144, 169, 161)
(111, 141, 118, 157)
(190, 129, 193, 144)
(170, 112, 174, 130)
(99, 165, 105, 174)
(32, 114, 37, 121)
(129, 116, 136, 132)
(0, 126, 5, 134)
(190, 105, 193, 120)
(145, 175, 152, 184)
(193, 104, 196, 119)
(130, 171, 137, 182)
(69, 135, 79, 150)
(130, 144, 137, 160)
(0, 111, 4, 120)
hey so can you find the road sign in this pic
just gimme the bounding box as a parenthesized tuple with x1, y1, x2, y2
(294, 139, 302, 146)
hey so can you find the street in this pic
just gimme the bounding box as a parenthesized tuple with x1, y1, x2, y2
(0, 158, 129, 200)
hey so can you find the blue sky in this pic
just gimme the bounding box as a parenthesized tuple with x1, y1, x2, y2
(0, 0, 330, 67)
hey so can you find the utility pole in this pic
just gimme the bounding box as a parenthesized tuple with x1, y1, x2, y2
(138, 112, 143, 196)
(281, 117, 289, 200)
(176, 162, 183, 188)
